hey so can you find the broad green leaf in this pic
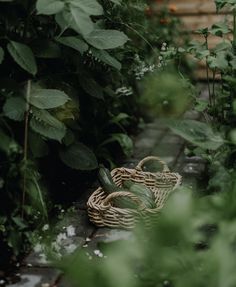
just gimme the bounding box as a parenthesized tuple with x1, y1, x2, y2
(69, 0, 103, 16)
(0, 47, 4, 64)
(29, 132, 49, 158)
(213, 41, 231, 53)
(7, 41, 37, 75)
(36, 0, 65, 15)
(69, 6, 94, 36)
(0, 128, 11, 154)
(57, 36, 88, 54)
(109, 0, 121, 4)
(29, 89, 69, 109)
(3, 97, 26, 121)
(207, 52, 228, 70)
(210, 22, 230, 37)
(55, 12, 69, 31)
(59, 142, 98, 170)
(30, 109, 66, 142)
(85, 29, 129, 50)
(91, 48, 121, 70)
(168, 119, 224, 150)
(101, 133, 133, 156)
(79, 77, 104, 99)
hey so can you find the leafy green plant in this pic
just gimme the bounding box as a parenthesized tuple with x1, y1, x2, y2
(0, 0, 184, 265)
(57, 182, 236, 287)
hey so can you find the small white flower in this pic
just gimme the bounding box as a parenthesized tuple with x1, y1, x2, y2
(42, 224, 49, 231)
(51, 241, 61, 252)
(65, 244, 77, 254)
(56, 232, 67, 244)
(94, 249, 103, 257)
(66, 225, 76, 237)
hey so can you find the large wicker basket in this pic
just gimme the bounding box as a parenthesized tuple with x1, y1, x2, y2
(87, 156, 182, 229)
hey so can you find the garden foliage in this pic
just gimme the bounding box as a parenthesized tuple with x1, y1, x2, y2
(0, 0, 183, 264)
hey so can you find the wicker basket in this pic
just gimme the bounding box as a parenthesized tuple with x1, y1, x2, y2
(87, 156, 182, 229)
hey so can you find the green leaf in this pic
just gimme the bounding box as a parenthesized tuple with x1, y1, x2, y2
(109, 0, 121, 4)
(85, 29, 129, 50)
(0, 47, 4, 64)
(168, 119, 224, 150)
(79, 77, 104, 99)
(91, 48, 122, 70)
(7, 41, 37, 75)
(59, 142, 98, 170)
(36, 0, 65, 15)
(30, 109, 66, 142)
(69, 0, 103, 16)
(3, 97, 26, 121)
(195, 99, 208, 112)
(101, 133, 133, 156)
(207, 52, 228, 70)
(29, 132, 49, 158)
(69, 6, 94, 36)
(29, 89, 69, 109)
(213, 41, 232, 53)
(12, 217, 28, 230)
(57, 36, 88, 54)
(0, 128, 11, 154)
(25, 174, 48, 218)
(210, 22, 230, 37)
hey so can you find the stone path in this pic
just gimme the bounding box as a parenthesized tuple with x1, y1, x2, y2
(6, 98, 207, 287)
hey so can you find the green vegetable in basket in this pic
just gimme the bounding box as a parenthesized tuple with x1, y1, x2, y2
(98, 167, 140, 209)
(98, 167, 120, 193)
(122, 180, 156, 209)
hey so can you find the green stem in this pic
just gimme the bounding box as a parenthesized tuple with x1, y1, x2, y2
(21, 80, 31, 219)
(233, 8, 236, 55)
(205, 35, 212, 107)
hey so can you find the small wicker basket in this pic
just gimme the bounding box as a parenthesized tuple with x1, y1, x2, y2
(87, 156, 182, 229)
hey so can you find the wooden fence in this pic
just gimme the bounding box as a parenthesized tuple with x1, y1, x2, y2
(166, 0, 232, 79)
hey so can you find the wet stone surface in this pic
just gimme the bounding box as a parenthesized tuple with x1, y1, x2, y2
(7, 268, 61, 287)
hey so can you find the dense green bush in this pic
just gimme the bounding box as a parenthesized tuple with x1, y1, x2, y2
(0, 0, 183, 266)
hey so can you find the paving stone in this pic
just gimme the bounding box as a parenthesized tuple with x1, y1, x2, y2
(152, 142, 183, 156)
(140, 129, 166, 141)
(24, 210, 94, 268)
(183, 163, 206, 177)
(92, 228, 133, 244)
(145, 120, 167, 131)
(184, 155, 206, 164)
(183, 110, 201, 120)
(161, 134, 184, 145)
(6, 268, 61, 287)
(134, 138, 157, 150)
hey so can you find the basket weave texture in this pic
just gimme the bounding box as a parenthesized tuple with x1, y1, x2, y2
(87, 156, 182, 229)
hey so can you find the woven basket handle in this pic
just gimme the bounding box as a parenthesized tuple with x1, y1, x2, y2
(136, 156, 170, 172)
(103, 191, 146, 210)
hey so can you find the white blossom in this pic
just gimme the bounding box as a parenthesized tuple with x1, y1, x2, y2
(66, 225, 76, 237)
